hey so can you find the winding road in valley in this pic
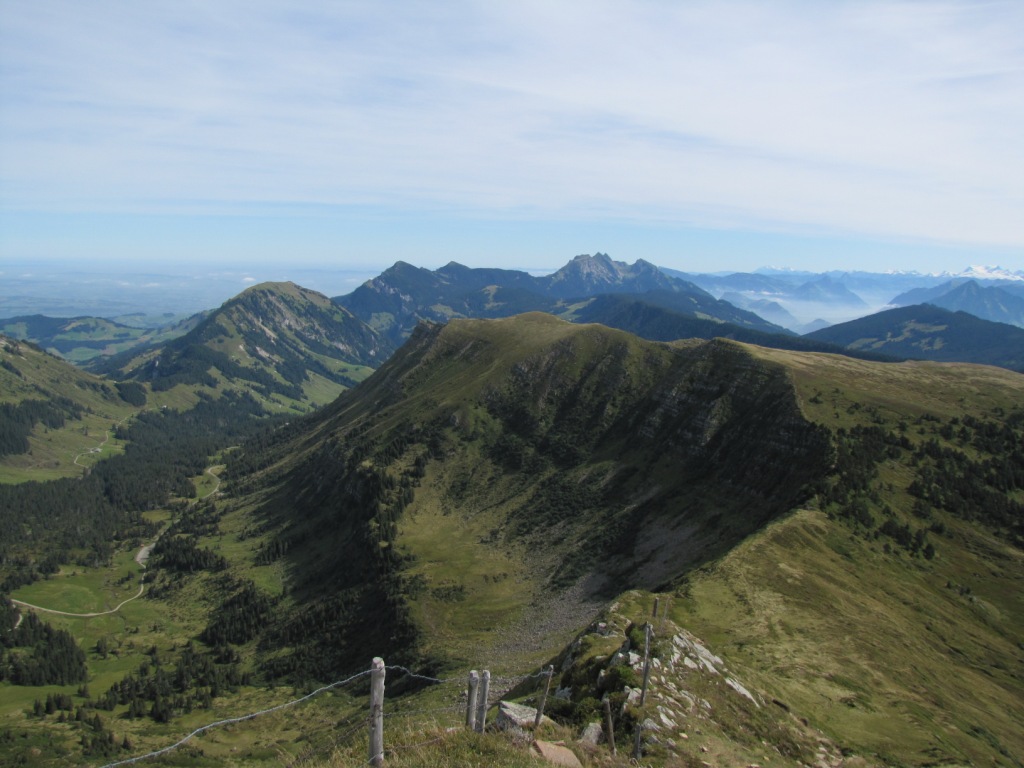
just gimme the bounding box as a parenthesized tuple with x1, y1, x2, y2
(73, 411, 135, 468)
(9, 466, 222, 626)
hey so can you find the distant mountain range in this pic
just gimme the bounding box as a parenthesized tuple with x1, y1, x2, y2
(889, 279, 1024, 328)
(663, 266, 931, 327)
(805, 304, 1024, 372)
(941, 265, 1024, 281)
(665, 265, 1024, 331)
(5, 255, 1024, 379)
(679, 271, 869, 308)
(334, 253, 787, 344)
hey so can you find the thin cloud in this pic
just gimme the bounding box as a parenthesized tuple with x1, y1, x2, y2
(1, 1, 1022, 250)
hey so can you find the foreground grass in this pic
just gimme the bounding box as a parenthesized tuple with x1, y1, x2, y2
(671, 507, 1024, 767)
(329, 729, 548, 768)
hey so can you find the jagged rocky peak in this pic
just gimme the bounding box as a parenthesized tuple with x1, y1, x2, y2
(562, 253, 647, 279)
(544, 253, 676, 297)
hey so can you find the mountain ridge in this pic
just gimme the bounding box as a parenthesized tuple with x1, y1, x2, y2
(804, 303, 1024, 371)
(222, 314, 833, 677)
(890, 279, 1024, 327)
(335, 254, 787, 344)
(93, 281, 392, 410)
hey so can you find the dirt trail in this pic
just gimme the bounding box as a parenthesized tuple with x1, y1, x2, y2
(9, 466, 223, 624)
(72, 411, 134, 468)
(11, 582, 147, 619)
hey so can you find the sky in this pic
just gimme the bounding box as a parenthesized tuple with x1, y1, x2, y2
(1, 0, 1023, 277)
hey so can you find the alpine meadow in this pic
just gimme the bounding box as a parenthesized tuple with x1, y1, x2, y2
(1, 255, 1023, 768)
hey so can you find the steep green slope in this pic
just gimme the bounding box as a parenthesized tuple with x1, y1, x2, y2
(511, 344, 1024, 767)
(0, 335, 141, 482)
(99, 282, 392, 412)
(222, 313, 832, 679)
(215, 314, 1024, 766)
(677, 343, 1024, 766)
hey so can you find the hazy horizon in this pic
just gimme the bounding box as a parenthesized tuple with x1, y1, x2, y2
(2, 253, 1020, 327)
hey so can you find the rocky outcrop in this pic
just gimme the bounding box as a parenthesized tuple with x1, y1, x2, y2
(494, 701, 553, 731)
(541, 595, 854, 766)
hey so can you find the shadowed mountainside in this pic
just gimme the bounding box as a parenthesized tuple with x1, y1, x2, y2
(805, 303, 1024, 371)
(225, 313, 833, 678)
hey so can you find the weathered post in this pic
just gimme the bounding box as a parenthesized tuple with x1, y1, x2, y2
(369, 657, 386, 767)
(603, 696, 617, 755)
(634, 624, 654, 760)
(475, 670, 490, 732)
(638, 624, 653, 707)
(652, 596, 660, 619)
(466, 670, 480, 730)
(534, 665, 554, 728)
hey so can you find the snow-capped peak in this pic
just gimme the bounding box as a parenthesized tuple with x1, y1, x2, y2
(943, 265, 1024, 281)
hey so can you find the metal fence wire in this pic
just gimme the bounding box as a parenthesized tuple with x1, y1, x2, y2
(98, 659, 558, 768)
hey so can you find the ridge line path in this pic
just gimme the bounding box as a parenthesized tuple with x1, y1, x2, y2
(10, 466, 223, 624)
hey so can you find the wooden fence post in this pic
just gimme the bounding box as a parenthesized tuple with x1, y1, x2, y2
(369, 657, 386, 767)
(603, 696, 616, 756)
(466, 670, 479, 730)
(534, 665, 554, 728)
(475, 670, 490, 732)
(639, 623, 653, 707)
(634, 623, 654, 759)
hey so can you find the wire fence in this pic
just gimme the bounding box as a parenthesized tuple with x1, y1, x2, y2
(97, 669, 374, 768)
(97, 660, 558, 768)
